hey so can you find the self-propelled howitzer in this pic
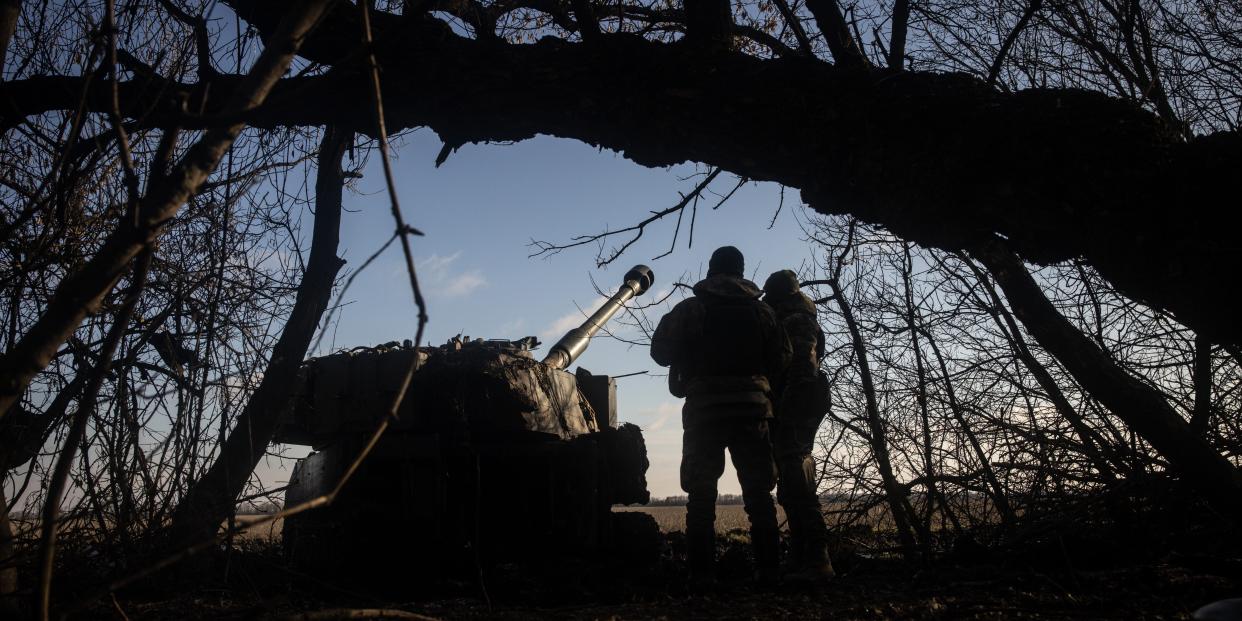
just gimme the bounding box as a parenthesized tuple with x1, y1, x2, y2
(274, 266, 658, 579)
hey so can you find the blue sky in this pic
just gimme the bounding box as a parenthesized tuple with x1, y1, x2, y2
(266, 129, 821, 498)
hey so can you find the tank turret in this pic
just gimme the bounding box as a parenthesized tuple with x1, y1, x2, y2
(277, 267, 659, 581)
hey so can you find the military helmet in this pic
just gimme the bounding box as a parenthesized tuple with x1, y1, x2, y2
(763, 269, 800, 298)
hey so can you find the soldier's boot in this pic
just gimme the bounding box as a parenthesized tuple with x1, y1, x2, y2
(784, 512, 807, 572)
(751, 526, 781, 587)
(786, 537, 835, 584)
(686, 527, 717, 591)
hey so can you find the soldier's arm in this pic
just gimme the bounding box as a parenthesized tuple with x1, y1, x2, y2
(785, 314, 818, 352)
(791, 314, 820, 363)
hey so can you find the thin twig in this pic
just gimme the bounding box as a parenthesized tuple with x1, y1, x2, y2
(361, 0, 429, 330)
(530, 168, 723, 266)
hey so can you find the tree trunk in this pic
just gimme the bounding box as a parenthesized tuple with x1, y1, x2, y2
(973, 238, 1242, 519)
(168, 126, 351, 544)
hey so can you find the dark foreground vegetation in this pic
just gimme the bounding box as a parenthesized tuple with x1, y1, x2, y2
(39, 494, 1242, 620)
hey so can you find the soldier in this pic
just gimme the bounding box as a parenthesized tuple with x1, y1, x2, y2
(762, 269, 835, 582)
(650, 246, 791, 585)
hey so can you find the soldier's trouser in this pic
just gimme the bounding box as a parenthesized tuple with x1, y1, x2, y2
(681, 419, 779, 573)
(774, 383, 830, 567)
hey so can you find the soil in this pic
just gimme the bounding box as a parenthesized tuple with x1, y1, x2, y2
(78, 530, 1242, 620)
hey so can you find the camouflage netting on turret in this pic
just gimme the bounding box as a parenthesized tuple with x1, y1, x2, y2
(276, 340, 603, 448)
(402, 345, 601, 439)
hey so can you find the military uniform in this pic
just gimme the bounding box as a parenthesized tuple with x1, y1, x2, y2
(650, 247, 791, 580)
(764, 269, 834, 580)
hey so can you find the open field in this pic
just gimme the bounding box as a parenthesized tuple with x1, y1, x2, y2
(230, 514, 283, 542)
(228, 505, 781, 541)
(616, 504, 788, 533)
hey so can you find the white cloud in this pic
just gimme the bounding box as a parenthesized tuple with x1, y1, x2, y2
(419, 251, 461, 279)
(441, 269, 486, 297)
(643, 400, 682, 432)
(540, 297, 607, 338)
(418, 251, 488, 298)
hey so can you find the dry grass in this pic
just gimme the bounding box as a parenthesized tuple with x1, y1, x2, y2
(615, 505, 788, 533)
(230, 514, 283, 542)
(227, 507, 776, 540)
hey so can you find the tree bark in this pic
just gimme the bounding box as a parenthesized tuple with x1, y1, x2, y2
(973, 238, 1242, 519)
(168, 126, 350, 544)
(0, 0, 335, 421)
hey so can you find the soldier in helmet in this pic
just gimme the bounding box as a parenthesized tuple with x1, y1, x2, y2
(650, 246, 791, 585)
(762, 269, 835, 582)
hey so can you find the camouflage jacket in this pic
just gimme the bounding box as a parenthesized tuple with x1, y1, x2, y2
(766, 291, 824, 390)
(650, 275, 791, 417)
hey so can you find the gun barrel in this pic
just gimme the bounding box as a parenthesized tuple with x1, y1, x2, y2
(542, 265, 655, 370)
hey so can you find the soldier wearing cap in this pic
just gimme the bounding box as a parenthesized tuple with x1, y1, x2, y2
(763, 269, 834, 582)
(650, 246, 791, 585)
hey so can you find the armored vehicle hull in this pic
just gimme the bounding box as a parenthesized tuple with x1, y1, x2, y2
(275, 266, 658, 577)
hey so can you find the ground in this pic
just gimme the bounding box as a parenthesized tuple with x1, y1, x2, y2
(82, 507, 1241, 620)
(103, 551, 1239, 620)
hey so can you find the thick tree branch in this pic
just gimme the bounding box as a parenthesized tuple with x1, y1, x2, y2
(973, 237, 1242, 519)
(987, 0, 1041, 87)
(155, 0, 218, 78)
(955, 253, 1121, 479)
(804, 0, 869, 68)
(888, 0, 909, 69)
(3, 20, 1239, 350)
